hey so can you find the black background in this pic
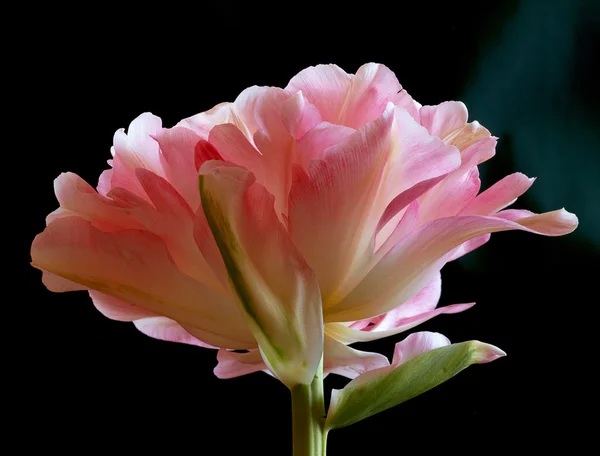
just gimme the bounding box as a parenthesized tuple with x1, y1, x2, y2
(17, 0, 598, 454)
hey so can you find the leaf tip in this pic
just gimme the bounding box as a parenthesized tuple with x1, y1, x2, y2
(471, 341, 506, 364)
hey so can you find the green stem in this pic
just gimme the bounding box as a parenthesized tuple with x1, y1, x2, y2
(291, 359, 326, 456)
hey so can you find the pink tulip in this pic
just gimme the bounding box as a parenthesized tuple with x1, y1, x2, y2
(31, 63, 577, 387)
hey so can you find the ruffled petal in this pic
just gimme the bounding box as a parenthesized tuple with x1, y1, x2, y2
(460, 172, 536, 216)
(323, 336, 389, 379)
(89, 290, 157, 321)
(134, 316, 217, 348)
(154, 127, 204, 210)
(285, 64, 352, 124)
(340, 63, 403, 128)
(31, 216, 255, 348)
(419, 101, 468, 139)
(104, 113, 165, 200)
(288, 105, 396, 303)
(214, 349, 267, 379)
(327, 209, 578, 322)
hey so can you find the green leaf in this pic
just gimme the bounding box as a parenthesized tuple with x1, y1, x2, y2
(325, 341, 505, 430)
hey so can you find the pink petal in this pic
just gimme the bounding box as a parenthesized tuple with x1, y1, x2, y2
(97, 167, 113, 196)
(391, 331, 452, 365)
(177, 102, 247, 139)
(460, 134, 497, 168)
(134, 316, 217, 348)
(376, 175, 445, 235)
(207, 123, 294, 215)
(323, 335, 390, 379)
(392, 89, 421, 122)
(195, 139, 223, 171)
(327, 303, 474, 344)
(326, 209, 578, 322)
(208, 123, 262, 172)
(449, 172, 534, 259)
(89, 290, 157, 321)
(374, 200, 420, 260)
(460, 172, 536, 216)
(341, 63, 403, 129)
(368, 272, 442, 331)
(42, 271, 87, 292)
(214, 349, 267, 379)
(419, 102, 469, 139)
(130, 169, 225, 290)
(107, 113, 165, 200)
(281, 90, 322, 140)
(235, 87, 297, 215)
(417, 166, 481, 225)
(288, 105, 396, 303)
(285, 64, 352, 124)
(382, 107, 461, 201)
(232, 86, 290, 139)
(445, 120, 493, 153)
(494, 209, 536, 221)
(294, 121, 355, 170)
(49, 172, 145, 231)
(199, 164, 323, 386)
(31, 216, 255, 349)
(154, 127, 204, 210)
(447, 234, 491, 261)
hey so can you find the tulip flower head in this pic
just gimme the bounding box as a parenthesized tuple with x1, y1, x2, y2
(31, 63, 577, 455)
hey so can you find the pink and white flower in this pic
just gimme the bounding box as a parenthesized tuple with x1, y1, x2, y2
(31, 63, 577, 387)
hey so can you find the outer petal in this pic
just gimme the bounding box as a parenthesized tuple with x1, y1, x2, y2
(374, 200, 420, 261)
(417, 166, 481, 225)
(392, 89, 421, 121)
(31, 216, 255, 349)
(199, 164, 323, 387)
(327, 303, 474, 344)
(232, 86, 290, 140)
(288, 105, 396, 303)
(289, 104, 460, 306)
(42, 271, 87, 292)
(419, 101, 469, 139)
(327, 209, 578, 322)
(323, 336, 389, 379)
(294, 122, 355, 170)
(135, 168, 224, 289)
(281, 90, 322, 140)
(234, 87, 296, 215)
(48, 172, 145, 231)
(214, 349, 267, 379)
(104, 113, 165, 200)
(134, 316, 217, 348)
(154, 127, 204, 210)
(177, 102, 250, 140)
(391, 331, 451, 365)
(341, 63, 403, 128)
(89, 290, 157, 321)
(447, 234, 491, 261)
(326, 336, 505, 430)
(382, 107, 461, 202)
(349, 273, 442, 331)
(460, 172, 536, 216)
(285, 64, 352, 124)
